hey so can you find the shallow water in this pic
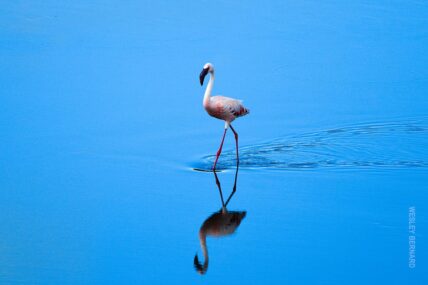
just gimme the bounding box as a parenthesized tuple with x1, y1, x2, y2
(194, 118, 428, 171)
(1, 1, 428, 284)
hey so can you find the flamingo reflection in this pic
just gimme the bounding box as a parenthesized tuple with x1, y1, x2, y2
(194, 167, 246, 274)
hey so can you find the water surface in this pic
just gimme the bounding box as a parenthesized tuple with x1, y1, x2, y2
(1, 1, 427, 284)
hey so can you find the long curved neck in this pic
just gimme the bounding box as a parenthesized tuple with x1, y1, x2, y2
(199, 231, 209, 266)
(203, 71, 214, 107)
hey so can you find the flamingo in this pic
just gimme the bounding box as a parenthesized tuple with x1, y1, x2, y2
(194, 168, 246, 274)
(199, 63, 249, 170)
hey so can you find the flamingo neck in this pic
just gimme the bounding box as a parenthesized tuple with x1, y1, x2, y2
(203, 72, 214, 107)
(199, 231, 209, 264)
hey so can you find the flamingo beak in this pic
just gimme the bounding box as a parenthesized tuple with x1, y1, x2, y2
(199, 68, 209, 86)
(194, 254, 208, 274)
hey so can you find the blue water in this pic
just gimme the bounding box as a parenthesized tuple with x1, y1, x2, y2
(1, 1, 427, 284)
(195, 118, 428, 171)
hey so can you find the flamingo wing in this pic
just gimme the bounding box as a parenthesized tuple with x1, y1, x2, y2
(211, 96, 250, 118)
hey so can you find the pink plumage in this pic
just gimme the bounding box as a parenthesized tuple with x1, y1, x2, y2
(204, 96, 250, 123)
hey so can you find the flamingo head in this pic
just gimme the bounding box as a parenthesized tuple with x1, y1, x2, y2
(199, 63, 214, 86)
(194, 254, 208, 274)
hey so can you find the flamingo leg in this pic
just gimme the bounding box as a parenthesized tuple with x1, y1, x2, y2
(225, 163, 239, 207)
(213, 171, 226, 208)
(212, 128, 228, 171)
(229, 124, 239, 167)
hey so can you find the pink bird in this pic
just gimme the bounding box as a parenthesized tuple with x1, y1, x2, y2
(199, 63, 249, 170)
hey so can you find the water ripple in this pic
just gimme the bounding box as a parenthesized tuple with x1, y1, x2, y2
(193, 119, 428, 171)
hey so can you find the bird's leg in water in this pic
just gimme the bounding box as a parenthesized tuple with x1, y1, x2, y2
(213, 171, 226, 208)
(229, 124, 239, 167)
(212, 128, 228, 170)
(225, 164, 239, 207)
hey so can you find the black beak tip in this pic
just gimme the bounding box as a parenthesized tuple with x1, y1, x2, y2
(199, 68, 209, 86)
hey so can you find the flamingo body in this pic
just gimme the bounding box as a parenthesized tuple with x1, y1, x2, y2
(194, 169, 246, 275)
(204, 96, 249, 123)
(199, 63, 249, 170)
